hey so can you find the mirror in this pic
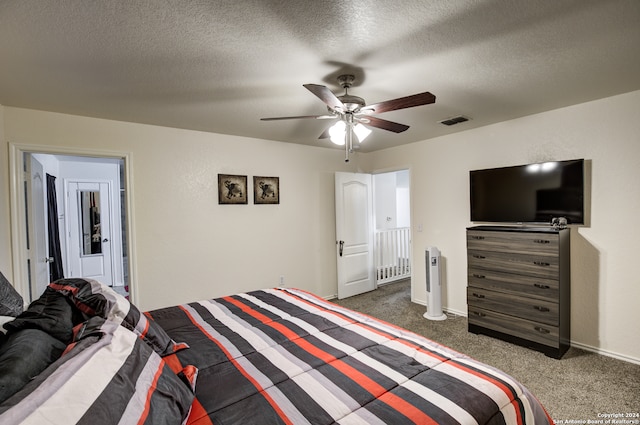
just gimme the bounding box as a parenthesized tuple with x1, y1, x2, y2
(80, 190, 102, 255)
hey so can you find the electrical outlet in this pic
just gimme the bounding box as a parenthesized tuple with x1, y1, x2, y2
(279, 276, 285, 287)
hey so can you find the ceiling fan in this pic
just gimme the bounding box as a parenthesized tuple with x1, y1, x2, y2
(261, 74, 436, 162)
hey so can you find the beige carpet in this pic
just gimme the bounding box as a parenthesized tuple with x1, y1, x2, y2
(332, 279, 640, 421)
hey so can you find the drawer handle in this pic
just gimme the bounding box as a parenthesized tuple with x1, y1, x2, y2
(473, 254, 486, 259)
(472, 293, 485, 299)
(471, 236, 485, 240)
(533, 261, 550, 267)
(534, 306, 550, 312)
(472, 273, 486, 279)
(472, 311, 487, 317)
(534, 283, 550, 289)
(534, 326, 550, 334)
(533, 239, 550, 244)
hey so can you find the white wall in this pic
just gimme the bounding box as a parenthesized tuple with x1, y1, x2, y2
(374, 173, 397, 229)
(0, 107, 355, 311)
(374, 170, 410, 229)
(362, 90, 640, 363)
(395, 170, 410, 228)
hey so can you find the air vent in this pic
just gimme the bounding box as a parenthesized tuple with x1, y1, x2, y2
(439, 116, 469, 126)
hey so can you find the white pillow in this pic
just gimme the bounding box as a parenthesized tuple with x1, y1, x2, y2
(0, 316, 15, 334)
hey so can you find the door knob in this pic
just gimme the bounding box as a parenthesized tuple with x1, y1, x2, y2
(44, 257, 54, 263)
(102, 238, 109, 242)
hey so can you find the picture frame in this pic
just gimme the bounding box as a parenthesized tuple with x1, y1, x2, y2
(218, 174, 248, 204)
(253, 176, 279, 204)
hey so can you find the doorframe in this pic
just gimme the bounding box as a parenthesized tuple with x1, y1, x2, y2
(8, 142, 138, 305)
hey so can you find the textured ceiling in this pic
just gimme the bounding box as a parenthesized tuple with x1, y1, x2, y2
(1, 0, 639, 153)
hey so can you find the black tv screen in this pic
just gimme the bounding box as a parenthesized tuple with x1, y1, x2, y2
(470, 159, 585, 224)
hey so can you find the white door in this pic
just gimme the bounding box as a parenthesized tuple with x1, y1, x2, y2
(335, 172, 375, 299)
(66, 181, 114, 285)
(26, 155, 50, 299)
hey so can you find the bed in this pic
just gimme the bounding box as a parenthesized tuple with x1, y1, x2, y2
(0, 278, 553, 424)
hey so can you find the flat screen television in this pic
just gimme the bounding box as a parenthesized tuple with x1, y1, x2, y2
(470, 159, 585, 224)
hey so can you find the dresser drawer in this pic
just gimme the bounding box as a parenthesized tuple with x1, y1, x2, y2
(468, 249, 559, 279)
(467, 230, 558, 256)
(467, 287, 558, 325)
(468, 306, 559, 348)
(468, 267, 559, 301)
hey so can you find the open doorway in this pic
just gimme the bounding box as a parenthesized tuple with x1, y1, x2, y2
(373, 169, 411, 285)
(9, 144, 133, 303)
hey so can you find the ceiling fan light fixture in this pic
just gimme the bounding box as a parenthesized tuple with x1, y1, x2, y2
(353, 123, 371, 142)
(329, 120, 346, 145)
(260, 74, 436, 162)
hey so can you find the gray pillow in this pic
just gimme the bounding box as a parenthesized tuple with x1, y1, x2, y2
(4, 287, 80, 344)
(0, 272, 23, 317)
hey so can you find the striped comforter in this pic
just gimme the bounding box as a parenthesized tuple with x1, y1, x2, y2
(150, 288, 553, 425)
(0, 278, 195, 425)
(0, 317, 195, 425)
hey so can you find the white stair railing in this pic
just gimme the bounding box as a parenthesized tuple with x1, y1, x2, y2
(375, 227, 411, 284)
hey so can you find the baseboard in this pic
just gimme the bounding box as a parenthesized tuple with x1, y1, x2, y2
(411, 297, 640, 365)
(332, 292, 640, 365)
(411, 297, 466, 317)
(569, 340, 640, 366)
(442, 306, 466, 317)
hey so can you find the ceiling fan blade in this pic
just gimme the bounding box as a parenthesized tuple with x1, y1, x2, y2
(303, 84, 345, 111)
(364, 116, 410, 133)
(260, 114, 336, 121)
(364, 91, 436, 114)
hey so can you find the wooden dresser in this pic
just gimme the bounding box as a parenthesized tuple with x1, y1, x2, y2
(466, 226, 570, 358)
